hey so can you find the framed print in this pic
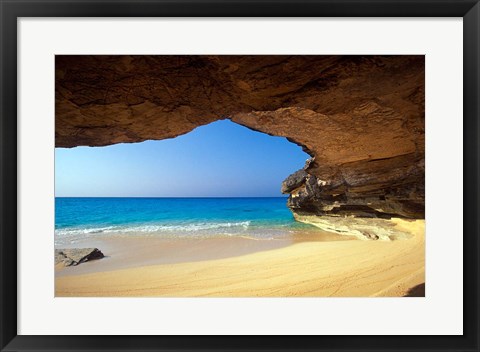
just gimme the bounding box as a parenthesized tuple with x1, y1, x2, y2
(1, 0, 479, 351)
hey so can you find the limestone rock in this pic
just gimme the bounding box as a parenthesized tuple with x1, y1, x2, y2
(282, 161, 424, 219)
(281, 169, 308, 193)
(291, 213, 412, 241)
(55, 248, 104, 267)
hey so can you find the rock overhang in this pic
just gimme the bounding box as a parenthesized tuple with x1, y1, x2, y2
(56, 55, 425, 220)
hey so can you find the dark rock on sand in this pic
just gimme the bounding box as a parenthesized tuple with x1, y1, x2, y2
(55, 248, 104, 267)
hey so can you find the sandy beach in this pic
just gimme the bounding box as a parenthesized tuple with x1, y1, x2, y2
(55, 219, 424, 297)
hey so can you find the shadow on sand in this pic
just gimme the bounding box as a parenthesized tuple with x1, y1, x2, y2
(403, 283, 425, 297)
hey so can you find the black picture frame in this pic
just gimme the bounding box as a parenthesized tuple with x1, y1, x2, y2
(1, 1, 478, 351)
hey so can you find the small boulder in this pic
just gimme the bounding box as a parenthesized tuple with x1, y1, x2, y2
(55, 248, 104, 267)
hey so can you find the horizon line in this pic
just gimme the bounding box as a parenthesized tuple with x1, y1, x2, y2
(55, 196, 289, 198)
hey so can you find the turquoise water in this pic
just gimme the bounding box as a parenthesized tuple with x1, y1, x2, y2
(55, 197, 312, 245)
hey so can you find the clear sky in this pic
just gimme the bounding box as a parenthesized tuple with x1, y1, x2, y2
(55, 119, 309, 197)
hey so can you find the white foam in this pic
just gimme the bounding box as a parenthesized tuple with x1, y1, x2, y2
(55, 221, 252, 237)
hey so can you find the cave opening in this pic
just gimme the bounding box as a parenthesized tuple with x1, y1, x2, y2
(55, 119, 309, 198)
(55, 55, 425, 222)
(55, 119, 314, 243)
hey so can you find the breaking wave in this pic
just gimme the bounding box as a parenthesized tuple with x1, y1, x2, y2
(55, 221, 252, 237)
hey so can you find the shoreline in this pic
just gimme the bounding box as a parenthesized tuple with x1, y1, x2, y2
(55, 219, 424, 297)
(55, 229, 354, 277)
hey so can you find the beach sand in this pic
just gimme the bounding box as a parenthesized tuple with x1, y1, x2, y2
(55, 218, 424, 297)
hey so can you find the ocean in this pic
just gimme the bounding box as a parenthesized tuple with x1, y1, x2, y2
(55, 197, 314, 246)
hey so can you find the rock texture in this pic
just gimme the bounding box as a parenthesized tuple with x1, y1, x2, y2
(282, 155, 424, 219)
(55, 248, 104, 267)
(292, 213, 413, 241)
(56, 55, 424, 221)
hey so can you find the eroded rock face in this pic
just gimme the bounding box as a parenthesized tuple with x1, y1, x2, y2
(282, 156, 424, 219)
(281, 169, 308, 194)
(291, 213, 413, 241)
(56, 55, 425, 220)
(281, 166, 421, 240)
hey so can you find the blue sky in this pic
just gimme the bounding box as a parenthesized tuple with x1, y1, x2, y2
(55, 119, 309, 197)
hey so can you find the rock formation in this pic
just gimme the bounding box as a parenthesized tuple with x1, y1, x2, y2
(56, 55, 425, 235)
(55, 248, 105, 267)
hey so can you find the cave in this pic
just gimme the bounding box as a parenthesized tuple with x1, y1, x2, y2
(55, 55, 425, 224)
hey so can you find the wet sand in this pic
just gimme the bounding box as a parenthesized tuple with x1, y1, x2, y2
(55, 219, 424, 297)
